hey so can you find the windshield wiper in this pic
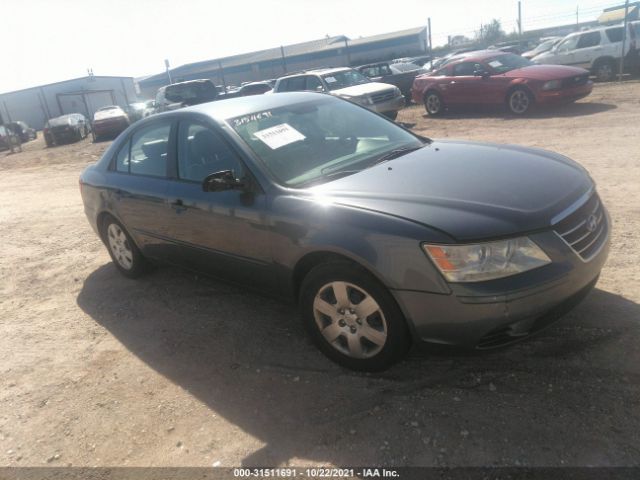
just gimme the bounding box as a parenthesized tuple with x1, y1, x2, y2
(370, 144, 425, 166)
(296, 169, 362, 188)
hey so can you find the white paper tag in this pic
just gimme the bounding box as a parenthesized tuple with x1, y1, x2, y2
(488, 60, 502, 68)
(253, 123, 306, 149)
(325, 76, 337, 83)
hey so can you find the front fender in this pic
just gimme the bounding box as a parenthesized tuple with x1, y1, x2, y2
(269, 195, 453, 294)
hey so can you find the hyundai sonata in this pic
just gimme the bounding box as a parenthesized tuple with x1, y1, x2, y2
(80, 92, 609, 371)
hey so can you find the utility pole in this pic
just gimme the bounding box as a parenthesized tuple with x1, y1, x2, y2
(517, 1, 522, 36)
(427, 17, 432, 55)
(576, 5, 579, 30)
(217, 60, 227, 92)
(344, 38, 352, 66)
(280, 45, 287, 74)
(164, 59, 172, 84)
(619, 0, 630, 81)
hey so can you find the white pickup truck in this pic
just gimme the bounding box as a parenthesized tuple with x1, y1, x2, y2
(274, 67, 404, 120)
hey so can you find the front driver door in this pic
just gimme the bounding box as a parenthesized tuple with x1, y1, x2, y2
(166, 120, 273, 290)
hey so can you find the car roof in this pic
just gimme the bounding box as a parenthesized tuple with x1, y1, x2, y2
(444, 50, 510, 65)
(280, 67, 350, 79)
(174, 92, 335, 123)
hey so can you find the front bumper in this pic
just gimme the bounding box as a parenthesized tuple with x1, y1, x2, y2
(536, 81, 593, 105)
(392, 208, 610, 349)
(366, 94, 405, 114)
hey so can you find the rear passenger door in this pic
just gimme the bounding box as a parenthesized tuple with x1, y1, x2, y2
(165, 119, 273, 289)
(108, 118, 181, 262)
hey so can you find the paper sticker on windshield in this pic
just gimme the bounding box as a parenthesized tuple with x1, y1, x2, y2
(488, 60, 503, 68)
(253, 123, 305, 149)
(324, 76, 337, 83)
(232, 111, 273, 128)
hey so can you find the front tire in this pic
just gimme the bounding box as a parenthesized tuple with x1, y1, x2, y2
(383, 111, 398, 121)
(101, 215, 149, 278)
(300, 261, 411, 371)
(423, 90, 444, 116)
(507, 87, 533, 115)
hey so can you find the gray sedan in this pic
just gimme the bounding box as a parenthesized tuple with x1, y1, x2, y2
(79, 92, 609, 371)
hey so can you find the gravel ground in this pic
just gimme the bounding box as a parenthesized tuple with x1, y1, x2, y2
(1, 81, 639, 468)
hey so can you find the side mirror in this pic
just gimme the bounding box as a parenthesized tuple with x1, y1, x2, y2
(202, 170, 245, 192)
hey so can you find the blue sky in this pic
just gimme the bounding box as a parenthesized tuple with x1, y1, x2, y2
(2, 0, 622, 93)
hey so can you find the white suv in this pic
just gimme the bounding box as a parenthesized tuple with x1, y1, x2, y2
(533, 24, 637, 81)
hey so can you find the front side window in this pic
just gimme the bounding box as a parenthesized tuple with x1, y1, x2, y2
(177, 122, 243, 182)
(305, 76, 324, 92)
(125, 121, 171, 177)
(228, 97, 423, 188)
(452, 62, 480, 76)
(576, 32, 601, 49)
(280, 76, 306, 92)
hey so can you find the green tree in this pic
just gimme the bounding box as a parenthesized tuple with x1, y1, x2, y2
(477, 19, 506, 45)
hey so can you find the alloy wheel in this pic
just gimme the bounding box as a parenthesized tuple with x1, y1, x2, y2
(509, 90, 530, 114)
(107, 223, 134, 270)
(312, 281, 388, 359)
(426, 93, 441, 114)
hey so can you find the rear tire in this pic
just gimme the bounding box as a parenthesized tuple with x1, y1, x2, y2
(299, 261, 411, 371)
(593, 59, 615, 82)
(423, 90, 444, 116)
(101, 215, 149, 279)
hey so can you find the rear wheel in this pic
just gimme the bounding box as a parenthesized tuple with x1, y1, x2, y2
(507, 87, 533, 115)
(300, 261, 411, 371)
(101, 215, 149, 278)
(423, 91, 444, 116)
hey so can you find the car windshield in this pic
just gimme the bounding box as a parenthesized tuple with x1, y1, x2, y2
(321, 70, 371, 91)
(48, 115, 74, 126)
(485, 54, 533, 73)
(228, 97, 424, 188)
(531, 39, 558, 54)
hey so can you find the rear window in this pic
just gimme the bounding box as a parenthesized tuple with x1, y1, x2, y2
(605, 27, 624, 43)
(279, 76, 306, 92)
(164, 82, 217, 103)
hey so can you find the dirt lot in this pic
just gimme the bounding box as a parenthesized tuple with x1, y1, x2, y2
(1, 81, 639, 468)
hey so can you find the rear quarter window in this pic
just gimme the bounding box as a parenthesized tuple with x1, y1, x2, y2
(605, 27, 624, 43)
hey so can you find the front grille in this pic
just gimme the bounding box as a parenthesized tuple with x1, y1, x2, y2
(553, 192, 608, 261)
(561, 73, 589, 88)
(370, 89, 396, 104)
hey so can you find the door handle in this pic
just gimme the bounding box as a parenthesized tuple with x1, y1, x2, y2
(450, 80, 456, 84)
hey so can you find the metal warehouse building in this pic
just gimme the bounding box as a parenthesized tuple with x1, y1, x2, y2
(0, 76, 138, 130)
(137, 26, 428, 99)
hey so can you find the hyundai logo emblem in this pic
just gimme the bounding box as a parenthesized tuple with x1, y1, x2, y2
(586, 214, 598, 232)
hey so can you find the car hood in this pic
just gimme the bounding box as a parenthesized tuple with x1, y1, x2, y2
(332, 82, 396, 97)
(309, 140, 593, 241)
(504, 64, 589, 79)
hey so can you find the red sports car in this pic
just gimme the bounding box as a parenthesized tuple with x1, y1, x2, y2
(411, 51, 593, 115)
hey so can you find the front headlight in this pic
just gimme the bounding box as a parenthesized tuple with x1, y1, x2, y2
(423, 237, 551, 283)
(542, 80, 561, 91)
